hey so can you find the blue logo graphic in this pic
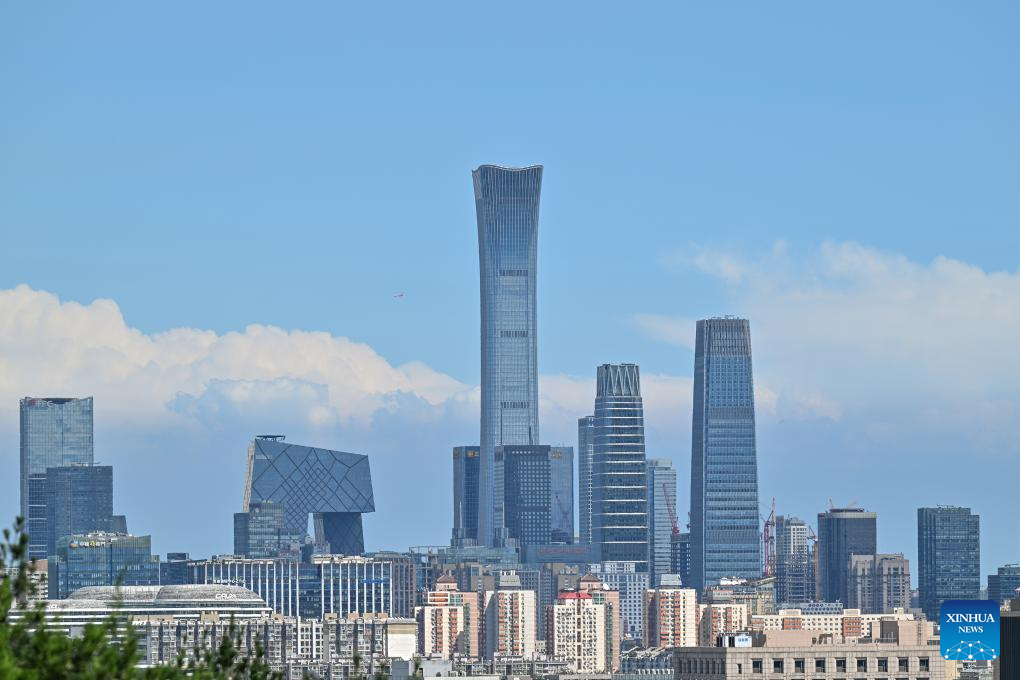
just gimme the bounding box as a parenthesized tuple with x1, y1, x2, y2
(940, 600, 999, 661)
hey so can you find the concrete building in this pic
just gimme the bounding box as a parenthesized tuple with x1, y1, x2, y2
(774, 515, 814, 605)
(816, 507, 877, 605)
(416, 575, 481, 659)
(698, 602, 750, 646)
(588, 560, 649, 639)
(750, 607, 917, 641)
(642, 575, 697, 648)
(482, 574, 537, 659)
(847, 553, 911, 614)
(704, 576, 776, 616)
(545, 591, 607, 673)
(578, 573, 622, 673)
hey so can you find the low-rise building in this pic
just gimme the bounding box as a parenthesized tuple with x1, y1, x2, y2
(750, 606, 916, 641)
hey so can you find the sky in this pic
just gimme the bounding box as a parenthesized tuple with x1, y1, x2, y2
(1, 2, 1018, 584)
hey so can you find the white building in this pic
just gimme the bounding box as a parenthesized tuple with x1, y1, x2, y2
(545, 592, 607, 673)
(482, 575, 536, 660)
(588, 561, 648, 639)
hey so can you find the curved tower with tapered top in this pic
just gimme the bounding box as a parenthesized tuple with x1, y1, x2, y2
(474, 164, 542, 546)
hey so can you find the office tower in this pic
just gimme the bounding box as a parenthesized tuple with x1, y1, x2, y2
(234, 501, 302, 559)
(578, 416, 595, 546)
(500, 444, 550, 549)
(689, 318, 761, 592)
(643, 574, 698, 648)
(672, 532, 691, 586)
(816, 507, 877, 605)
(111, 515, 128, 534)
(474, 164, 543, 547)
(45, 464, 113, 556)
(241, 435, 375, 555)
(988, 564, 1020, 605)
(48, 531, 159, 599)
(592, 364, 648, 568)
(452, 446, 480, 543)
(846, 554, 911, 614)
(159, 552, 191, 586)
(647, 458, 677, 589)
(775, 515, 815, 605)
(546, 592, 608, 673)
(315, 553, 417, 619)
(482, 574, 537, 659)
(416, 575, 481, 659)
(578, 574, 622, 672)
(549, 446, 574, 544)
(20, 397, 94, 559)
(917, 506, 980, 620)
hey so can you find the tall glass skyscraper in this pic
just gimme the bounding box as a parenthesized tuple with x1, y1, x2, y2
(578, 415, 595, 546)
(689, 318, 761, 591)
(474, 164, 542, 546)
(592, 363, 648, 569)
(20, 397, 95, 559)
(917, 506, 980, 620)
(816, 507, 877, 604)
(451, 445, 481, 544)
(46, 464, 113, 556)
(646, 458, 677, 587)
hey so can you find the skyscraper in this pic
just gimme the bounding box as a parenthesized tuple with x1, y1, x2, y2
(578, 415, 595, 546)
(498, 444, 574, 550)
(647, 458, 677, 588)
(549, 446, 574, 544)
(917, 506, 980, 620)
(592, 363, 648, 569)
(689, 318, 761, 591)
(45, 464, 113, 556)
(816, 507, 877, 605)
(242, 435, 375, 555)
(774, 515, 815, 605)
(988, 564, 1020, 605)
(475, 164, 542, 546)
(20, 397, 95, 559)
(451, 445, 480, 544)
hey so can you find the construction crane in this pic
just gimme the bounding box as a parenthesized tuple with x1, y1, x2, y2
(762, 497, 776, 577)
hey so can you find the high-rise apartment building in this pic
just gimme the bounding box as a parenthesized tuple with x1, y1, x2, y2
(642, 574, 698, 648)
(482, 574, 537, 659)
(588, 561, 649, 640)
(774, 515, 815, 605)
(20, 397, 95, 559)
(847, 554, 911, 614)
(475, 164, 542, 547)
(45, 464, 113, 556)
(592, 364, 648, 568)
(416, 575, 481, 659)
(646, 458, 677, 589)
(697, 602, 749, 646)
(816, 507, 877, 605)
(689, 319, 761, 591)
(577, 574, 622, 672)
(546, 592, 607, 673)
(452, 446, 481, 544)
(578, 416, 595, 546)
(241, 435, 375, 555)
(917, 506, 980, 620)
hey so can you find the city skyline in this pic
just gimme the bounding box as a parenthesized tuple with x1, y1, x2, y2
(2, 2, 1019, 577)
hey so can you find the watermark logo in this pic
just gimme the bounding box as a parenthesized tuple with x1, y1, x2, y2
(940, 599, 999, 661)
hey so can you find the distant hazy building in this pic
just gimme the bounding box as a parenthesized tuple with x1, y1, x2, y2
(451, 446, 480, 544)
(578, 416, 595, 546)
(689, 319, 761, 591)
(774, 515, 814, 605)
(549, 446, 574, 544)
(917, 506, 980, 620)
(704, 576, 777, 617)
(643, 574, 698, 648)
(498, 444, 566, 550)
(816, 507, 877, 605)
(242, 435, 375, 555)
(111, 515, 128, 534)
(416, 575, 481, 659)
(646, 459, 677, 590)
(847, 554, 911, 614)
(20, 397, 94, 559)
(589, 561, 649, 640)
(45, 464, 113, 556)
(48, 532, 159, 599)
(482, 574, 537, 659)
(988, 564, 1020, 605)
(159, 552, 190, 586)
(546, 591, 607, 673)
(234, 501, 302, 558)
(592, 364, 648, 569)
(475, 164, 543, 547)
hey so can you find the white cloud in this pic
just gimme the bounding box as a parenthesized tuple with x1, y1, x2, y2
(631, 313, 696, 349)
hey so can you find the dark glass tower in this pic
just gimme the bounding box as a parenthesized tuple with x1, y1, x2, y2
(592, 363, 648, 569)
(498, 444, 574, 549)
(549, 446, 574, 545)
(689, 318, 761, 591)
(20, 397, 95, 559)
(474, 164, 542, 546)
(45, 464, 113, 555)
(451, 445, 481, 543)
(917, 506, 980, 620)
(816, 507, 877, 604)
(578, 415, 595, 546)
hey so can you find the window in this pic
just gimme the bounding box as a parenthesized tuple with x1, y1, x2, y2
(814, 658, 825, 672)
(794, 658, 805, 673)
(877, 658, 888, 672)
(752, 659, 763, 674)
(856, 657, 868, 672)
(919, 657, 929, 672)
(773, 658, 784, 673)
(835, 657, 847, 672)
(898, 657, 908, 672)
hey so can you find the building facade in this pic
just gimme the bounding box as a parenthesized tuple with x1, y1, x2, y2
(672, 532, 691, 586)
(578, 573, 622, 672)
(234, 501, 302, 559)
(451, 446, 480, 544)
(549, 446, 574, 544)
(588, 560, 649, 640)
(592, 363, 648, 568)
(643, 575, 698, 648)
(416, 575, 481, 659)
(846, 554, 911, 615)
(546, 592, 607, 673)
(816, 508, 877, 605)
(646, 458, 677, 589)
(698, 602, 750, 647)
(774, 515, 814, 606)
(20, 396, 94, 559)
(474, 164, 543, 548)
(917, 506, 980, 620)
(578, 416, 595, 546)
(689, 318, 762, 592)
(48, 532, 159, 599)
(242, 436, 375, 556)
(45, 464, 113, 556)
(482, 581, 537, 659)
(499, 444, 552, 549)
(988, 564, 1020, 605)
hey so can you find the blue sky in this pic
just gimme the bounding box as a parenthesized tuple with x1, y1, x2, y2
(1, 3, 1018, 583)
